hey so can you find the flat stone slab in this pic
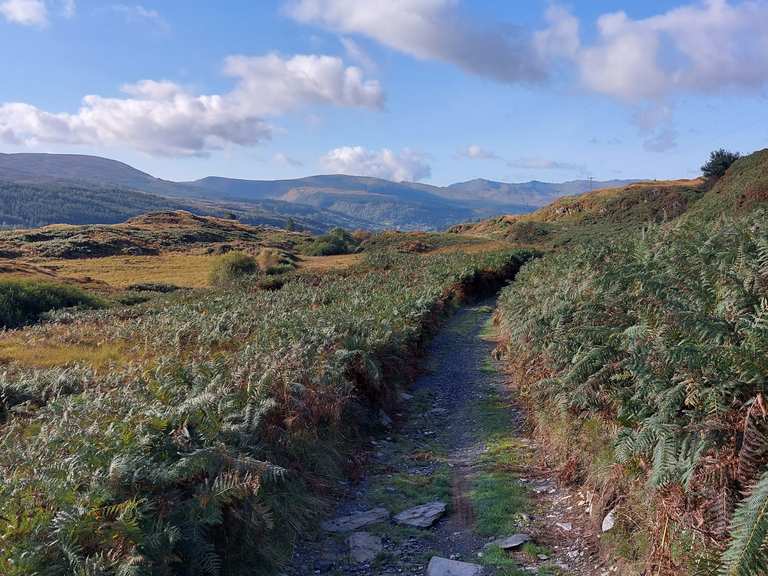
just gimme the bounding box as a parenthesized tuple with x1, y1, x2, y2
(394, 501, 447, 528)
(427, 557, 484, 576)
(321, 508, 389, 532)
(348, 531, 382, 563)
(484, 533, 531, 550)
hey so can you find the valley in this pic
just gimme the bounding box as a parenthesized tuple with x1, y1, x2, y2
(0, 148, 767, 576)
(0, 152, 636, 231)
(4, 2, 768, 574)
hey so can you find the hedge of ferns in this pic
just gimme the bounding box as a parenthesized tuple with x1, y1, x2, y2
(0, 249, 531, 576)
(496, 210, 768, 575)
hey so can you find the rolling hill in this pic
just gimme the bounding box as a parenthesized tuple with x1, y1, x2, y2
(0, 152, 638, 230)
(450, 177, 706, 247)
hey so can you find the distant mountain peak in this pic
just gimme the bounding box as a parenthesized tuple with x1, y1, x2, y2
(0, 152, 641, 231)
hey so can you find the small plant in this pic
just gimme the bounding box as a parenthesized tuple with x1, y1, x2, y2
(208, 251, 258, 287)
(0, 279, 102, 328)
(702, 148, 740, 180)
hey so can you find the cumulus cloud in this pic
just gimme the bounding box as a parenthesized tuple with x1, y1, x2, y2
(321, 146, 431, 181)
(569, 0, 768, 101)
(0, 53, 383, 156)
(458, 144, 499, 160)
(288, 0, 547, 83)
(290, 1, 768, 101)
(0, 0, 47, 26)
(534, 5, 580, 60)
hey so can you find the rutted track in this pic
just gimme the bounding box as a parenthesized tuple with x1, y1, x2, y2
(287, 301, 507, 575)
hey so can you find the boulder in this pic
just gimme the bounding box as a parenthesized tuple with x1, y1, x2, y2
(348, 532, 383, 563)
(427, 557, 484, 576)
(484, 533, 531, 550)
(321, 508, 389, 532)
(394, 501, 446, 528)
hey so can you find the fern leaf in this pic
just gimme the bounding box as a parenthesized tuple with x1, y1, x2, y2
(720, 469, 768, 576)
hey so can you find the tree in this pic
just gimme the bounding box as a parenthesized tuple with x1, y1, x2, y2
(702, 149, 740, 180)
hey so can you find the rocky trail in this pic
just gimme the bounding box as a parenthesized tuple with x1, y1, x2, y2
(287, 300, 616, 576)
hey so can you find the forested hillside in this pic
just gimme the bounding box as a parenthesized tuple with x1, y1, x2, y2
(0, 152, 635, 231)
(493, 148, 768, 574)
(0, 181, 189, 228)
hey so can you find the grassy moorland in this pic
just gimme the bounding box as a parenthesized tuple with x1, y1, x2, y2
(493, 149, 768, 575)
(451, 178, 705, 249)
(0, 235, 532, 575)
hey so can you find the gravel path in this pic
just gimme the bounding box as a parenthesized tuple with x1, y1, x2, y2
(286, 300, 600, 575)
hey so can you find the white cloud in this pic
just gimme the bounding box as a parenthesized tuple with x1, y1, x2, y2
(572, 0, 768, 101)
(0, 0, 47, 26)
(0, 53, 384, 157)
(274, 152, 304, 167)
(534, 5, 580, 60)
(643, 127, 678, 153)
(321, 146, 431, 181)
(340, 37, 376, 71)
(111, 4, 167, 30)
(507, 157, 588, 174)
(458, 144, 499, 160)
(288, 0, 546, 83)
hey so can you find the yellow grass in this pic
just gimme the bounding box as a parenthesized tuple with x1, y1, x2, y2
(0, 338, 126, 369)
(0, 250, 367, 291)
(298, 253, 363, 271)
(39, 252, 218, 288)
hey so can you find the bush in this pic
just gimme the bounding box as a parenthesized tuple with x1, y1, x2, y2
(256, 248, 296, 275)
(702, 148, 740, 180)
(208, 251, 258, 287)
(305, 228, 359, 256)
(0, 279, 102, 328)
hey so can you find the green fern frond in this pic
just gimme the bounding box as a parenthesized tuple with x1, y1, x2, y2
(720, 469, 768, 576)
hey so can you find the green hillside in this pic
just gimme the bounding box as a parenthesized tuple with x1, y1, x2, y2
(492, 148, 768, 574)
(451, 178, 705, 248)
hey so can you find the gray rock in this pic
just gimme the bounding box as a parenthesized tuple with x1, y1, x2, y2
(394, 501, 447, 528)
(380, 410, 394, 428)
(602, 508, 616, 532)
(321, 508, 389, 532)
(484, 533, 531, 550)
(348, 532, 382, 563)
(427, 557, 484, 576)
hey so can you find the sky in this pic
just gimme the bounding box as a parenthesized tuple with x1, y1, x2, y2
(1, 0, 767, 185)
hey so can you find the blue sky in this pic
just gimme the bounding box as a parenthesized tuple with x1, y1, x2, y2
(1, 0, 767, 185)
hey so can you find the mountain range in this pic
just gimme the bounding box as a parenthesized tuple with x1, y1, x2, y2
(0, 153, 638, 231)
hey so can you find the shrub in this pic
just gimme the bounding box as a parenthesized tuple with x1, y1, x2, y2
(256, 248, 296, 276)
(702, 148, 740, 180)
(305, 228, 359, 256)
(208, 251, 258, 287)
(0, 279, 102, 328)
